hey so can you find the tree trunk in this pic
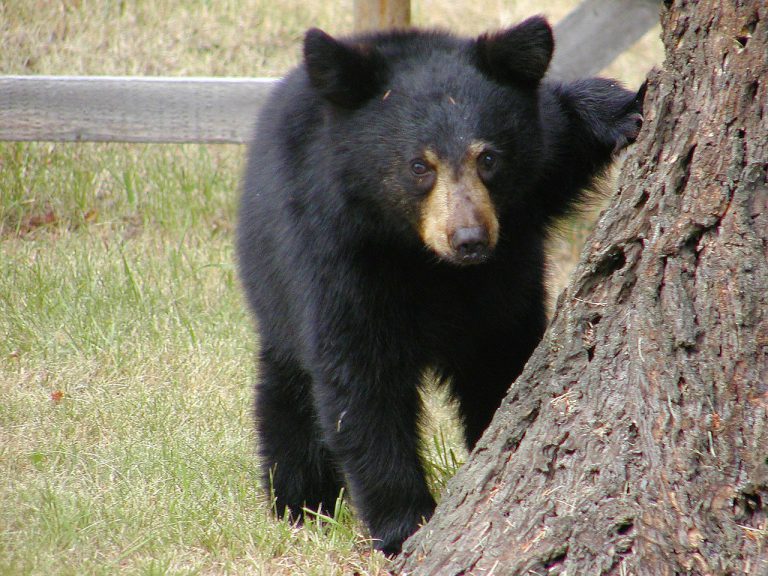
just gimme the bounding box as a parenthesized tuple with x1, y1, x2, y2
(397, 1, 768, 574)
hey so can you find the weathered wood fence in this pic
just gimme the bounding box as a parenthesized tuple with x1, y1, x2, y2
(0, 0, 659, 145)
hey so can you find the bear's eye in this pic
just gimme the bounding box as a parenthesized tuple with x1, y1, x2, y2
(478, 151, 498, 172)
(410, 159, 430, 176)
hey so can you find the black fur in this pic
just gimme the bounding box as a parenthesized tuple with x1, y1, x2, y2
(236, 16, 643, 555)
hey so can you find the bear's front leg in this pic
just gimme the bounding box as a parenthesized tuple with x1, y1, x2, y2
(255, 347, 344, 520)
(312, 361, 436, 556)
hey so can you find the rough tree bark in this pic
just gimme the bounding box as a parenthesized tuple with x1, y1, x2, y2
(397, 1, 768, 574)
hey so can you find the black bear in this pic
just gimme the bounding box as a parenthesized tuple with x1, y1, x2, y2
(236, 16, 644, 555)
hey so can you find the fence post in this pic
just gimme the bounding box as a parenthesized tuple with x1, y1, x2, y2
(354, 0, 410, 31)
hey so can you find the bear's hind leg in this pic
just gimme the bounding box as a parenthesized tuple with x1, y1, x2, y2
(255, 348, 343, 519)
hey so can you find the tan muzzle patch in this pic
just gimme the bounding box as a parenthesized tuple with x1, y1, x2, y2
(418, 145, 499, 264)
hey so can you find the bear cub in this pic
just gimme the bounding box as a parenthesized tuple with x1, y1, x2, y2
(237, 16, 644, 555)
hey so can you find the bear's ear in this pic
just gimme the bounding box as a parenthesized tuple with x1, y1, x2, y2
(304, 28, 387, 109)
(473, 16, 554, 88)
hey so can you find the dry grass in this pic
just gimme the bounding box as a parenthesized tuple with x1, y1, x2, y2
(0, 0, 660, 82)
(0, 0, 347, 77)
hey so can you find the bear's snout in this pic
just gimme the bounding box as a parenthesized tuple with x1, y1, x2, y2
(450, 226, 490, 263)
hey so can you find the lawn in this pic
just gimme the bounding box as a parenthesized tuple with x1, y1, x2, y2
(0, 2, 661, 574)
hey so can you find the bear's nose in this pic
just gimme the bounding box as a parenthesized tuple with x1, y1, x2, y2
(450, 226, 490, 262)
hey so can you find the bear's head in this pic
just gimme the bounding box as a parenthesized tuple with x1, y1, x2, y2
(303, 17, 554, 265)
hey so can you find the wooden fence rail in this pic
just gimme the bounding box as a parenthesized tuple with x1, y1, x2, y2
(0, 0, 659, 144)
(0, 77, 274, 144)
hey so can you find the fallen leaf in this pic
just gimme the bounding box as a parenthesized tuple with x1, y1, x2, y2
(27, 210, 57, 229)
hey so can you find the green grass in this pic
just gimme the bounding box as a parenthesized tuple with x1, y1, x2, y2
(0, 143, 393, 575)
(0, 1, 662, 574)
